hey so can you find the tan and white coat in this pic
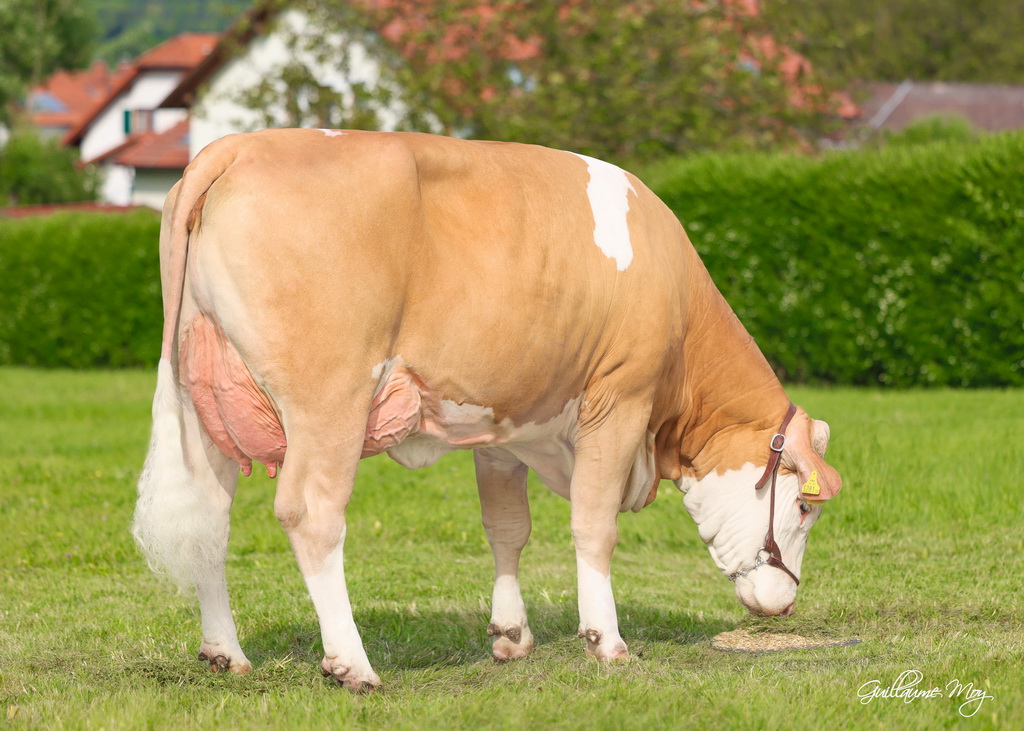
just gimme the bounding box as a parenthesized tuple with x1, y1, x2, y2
(134, 129, 842, 691)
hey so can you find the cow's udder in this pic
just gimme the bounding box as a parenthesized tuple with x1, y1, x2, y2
(180, 314, 287, 477)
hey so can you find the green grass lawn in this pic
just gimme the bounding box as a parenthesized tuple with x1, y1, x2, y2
(1, 368, 1020, 729)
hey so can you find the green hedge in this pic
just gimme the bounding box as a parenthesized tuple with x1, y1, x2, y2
(1, 133, 1021, 385)
(0, 210, 162, 368)
(646, 131, 1024, 386)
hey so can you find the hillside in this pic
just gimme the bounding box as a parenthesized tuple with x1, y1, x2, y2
(90, 0, 249, 63)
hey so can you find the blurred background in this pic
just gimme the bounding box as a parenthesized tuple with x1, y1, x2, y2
(0, 0, 1021, 387)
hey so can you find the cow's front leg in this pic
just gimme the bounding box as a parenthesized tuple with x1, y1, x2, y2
(474, 449, 534, 661)
(569, 408, 649, 662)
(274, 437, 380, 692)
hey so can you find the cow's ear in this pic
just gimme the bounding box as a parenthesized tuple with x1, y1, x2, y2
(782, 424, 841, 503)
(794, 459, 842, 504)
(811, 419, 830, 457)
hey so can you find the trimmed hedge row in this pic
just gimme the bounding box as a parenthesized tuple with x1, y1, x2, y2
(646, 131, 1024, 386)
(0, 210, 162, 368)
(1, 132, 1021, 385)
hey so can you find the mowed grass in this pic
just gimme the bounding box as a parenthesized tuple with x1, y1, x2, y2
(1, 368, 1021, 729)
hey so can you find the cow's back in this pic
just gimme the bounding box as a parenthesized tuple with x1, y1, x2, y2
(389, 134, 689, 424)
(181, 129, 689, 440)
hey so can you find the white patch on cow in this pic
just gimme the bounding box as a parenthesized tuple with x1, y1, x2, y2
(319, 129, 346, 137)
(491, 574, 529, 633)
(195, 567, 249, 669)
(303, 530, 379, 685)
(387, 438, 450, 470)
(576, 558, 625, 652)
(370, 356, 397, 384)
(502, 397, 582, 499)
(435, 400, 501, 442)
(375, 371, 584, 493)
(368, 367, 650, 512)
(570, 152, 636, 271)
(682, 463, 817, 614)
(675, 474, 697, 493)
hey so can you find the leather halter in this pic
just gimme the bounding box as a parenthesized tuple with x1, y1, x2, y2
(727, 402, 801, 586)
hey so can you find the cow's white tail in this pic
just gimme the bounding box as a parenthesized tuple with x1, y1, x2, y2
(133, 360, 227, 589)
(134, 136, 244, 588)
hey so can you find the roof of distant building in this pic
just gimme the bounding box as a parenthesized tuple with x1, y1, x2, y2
(108, 119, 192, 170)
(29, 61, 134, 132)
(136, 32, 221, 70)
(854, 81, 1024, 132)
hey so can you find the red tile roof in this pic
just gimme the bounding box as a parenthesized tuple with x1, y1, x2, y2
(161, 5, 280, 108)
(137, 33, 221, 69)
(104, 119, 191, 170)
(29, 61, 134, 131)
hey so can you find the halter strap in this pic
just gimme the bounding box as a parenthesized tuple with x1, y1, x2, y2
(754, 402, 797, 490)
(728, 402, 801, 587)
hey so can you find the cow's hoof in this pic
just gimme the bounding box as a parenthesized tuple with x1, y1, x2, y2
(198, 648, 252, 675)
(488, 622, 534, 662)
(579, 630, 630, 663)
(320, 658, 381, 693)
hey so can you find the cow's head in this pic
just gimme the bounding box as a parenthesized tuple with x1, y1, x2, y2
(677, 410, 841, 616)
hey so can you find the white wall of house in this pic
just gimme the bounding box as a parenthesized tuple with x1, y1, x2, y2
(81, 70, 188, 205)
(153, 108, 188, 135)
(80, 70, 187, 163)
(99, 164, 135, 206)
(133, 169, 182, 210)
(190, 9, 404, 158)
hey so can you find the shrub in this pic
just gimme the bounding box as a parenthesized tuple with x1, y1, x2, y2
(1, 132, 1021, 386)
(880, 115, 977, 148)
(645, 131, 1024, 386)
(0, 210, 162, 368)
(0, 127, 98, 206)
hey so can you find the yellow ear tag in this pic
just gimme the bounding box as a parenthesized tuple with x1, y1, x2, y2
(801, 470, 821, 496)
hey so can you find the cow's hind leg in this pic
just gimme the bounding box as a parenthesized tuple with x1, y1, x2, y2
(474, 449, 535, 661)
(134, 361, 250, 674)
(272, 407, 380, 692)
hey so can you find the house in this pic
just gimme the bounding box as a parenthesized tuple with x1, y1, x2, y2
(85, 119, 192, 210)
(61, 33, 221, 205)
(35, 4, 399, 208)
(26, 61, 134, 141)
(160, 4, 401, 161)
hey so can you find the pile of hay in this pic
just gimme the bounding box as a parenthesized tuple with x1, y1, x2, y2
(711, 629, 861, 654)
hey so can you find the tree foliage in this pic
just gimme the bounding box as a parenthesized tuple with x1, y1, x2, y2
(764, 0, 1024, 84)
(249, 0, 841, 164)
(0, 0, 96, 121)
(0, 126, 98, 206)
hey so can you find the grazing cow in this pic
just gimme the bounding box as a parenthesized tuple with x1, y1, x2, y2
(134, 129, 842, 691)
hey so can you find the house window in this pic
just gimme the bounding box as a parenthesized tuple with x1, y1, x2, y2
(29, 91, 67, 113)
(123, 109, 154, 135)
